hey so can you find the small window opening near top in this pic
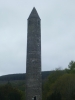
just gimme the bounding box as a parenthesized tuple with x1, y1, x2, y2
(28, 20, 31, 25)
(38, 21, 40, 25)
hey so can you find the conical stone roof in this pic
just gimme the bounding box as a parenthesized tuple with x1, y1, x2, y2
(28, 7, 40, 19)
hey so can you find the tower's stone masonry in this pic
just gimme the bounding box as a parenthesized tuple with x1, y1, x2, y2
(26, 7, 42, 100)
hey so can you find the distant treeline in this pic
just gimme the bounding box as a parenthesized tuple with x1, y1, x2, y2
(0, 61, 75, 100)
(0, 71, 53, 81)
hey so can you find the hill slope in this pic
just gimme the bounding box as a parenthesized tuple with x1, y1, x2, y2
(0, 71, 53, 81)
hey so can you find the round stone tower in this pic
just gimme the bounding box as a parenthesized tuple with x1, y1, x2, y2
(26, 7, 42, 100)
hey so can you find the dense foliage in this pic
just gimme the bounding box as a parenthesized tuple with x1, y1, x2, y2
(0, 61, 75, 100)
(0, 83, 24, 100)
(43, 60, 75, 100)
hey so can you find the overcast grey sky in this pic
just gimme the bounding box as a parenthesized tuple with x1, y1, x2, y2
(0, 0, 75, 76)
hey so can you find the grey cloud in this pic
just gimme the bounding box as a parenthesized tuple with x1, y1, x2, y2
(0, 0, 75, 76)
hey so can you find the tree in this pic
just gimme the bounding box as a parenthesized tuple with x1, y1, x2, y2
(47, 74, 75, 100)
(0, 83, 23, 100)
(47, 91, 61, 100)
(65, 61, 75, 73)
(42, 69, 64, 100)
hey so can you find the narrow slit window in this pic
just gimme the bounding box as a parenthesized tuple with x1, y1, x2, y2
(38, 21, 40, 25)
